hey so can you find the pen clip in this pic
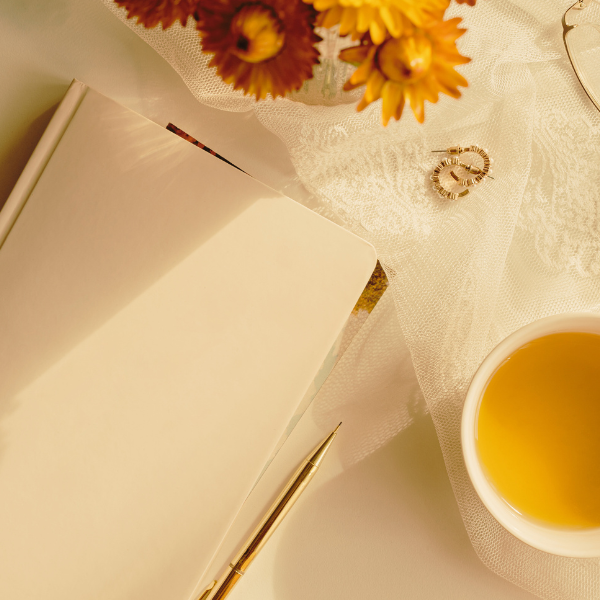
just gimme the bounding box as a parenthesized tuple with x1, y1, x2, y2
(198, 580, 216, 600)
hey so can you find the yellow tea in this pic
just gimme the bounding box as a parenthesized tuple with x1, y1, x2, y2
(477, 332, 600, 528)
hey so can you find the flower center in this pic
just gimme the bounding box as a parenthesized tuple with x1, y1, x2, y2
(377, 34, 433, 84)
(229, 3, 285, 64)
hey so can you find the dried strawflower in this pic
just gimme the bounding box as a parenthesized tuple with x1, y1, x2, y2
(455, 0, 477, 5)
(114, 0, 198, 28)
(340, 18, 470, 124)
(305, 0, 449, 44)
(196, 0, 322, 100)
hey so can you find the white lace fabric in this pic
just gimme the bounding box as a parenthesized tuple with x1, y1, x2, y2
(101, 0, 600, 597)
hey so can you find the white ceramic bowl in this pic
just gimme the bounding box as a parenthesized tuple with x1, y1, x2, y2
(462, 313, 600, 557)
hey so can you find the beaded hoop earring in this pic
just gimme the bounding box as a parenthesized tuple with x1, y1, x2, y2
(431, 156, 470, 200)
(430, 145, 493, 200)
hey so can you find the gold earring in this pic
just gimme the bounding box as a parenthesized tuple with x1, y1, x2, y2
(430, 146, 493, 200)
(431, 156, 470, 200)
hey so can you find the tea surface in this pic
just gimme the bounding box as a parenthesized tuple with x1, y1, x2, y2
(477, 332, 600, 528)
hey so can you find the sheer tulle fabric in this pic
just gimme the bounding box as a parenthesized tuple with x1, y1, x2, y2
(101, 0, 600, 597)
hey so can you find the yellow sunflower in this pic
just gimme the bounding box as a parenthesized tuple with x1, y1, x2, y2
(340, 17, 470, 125)
(305, 0, 450, 45)
(196, 0, 322, 100)
(113, 0, 198, 29)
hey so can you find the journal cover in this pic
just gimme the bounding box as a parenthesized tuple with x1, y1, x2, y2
(0, 81, 376, 600)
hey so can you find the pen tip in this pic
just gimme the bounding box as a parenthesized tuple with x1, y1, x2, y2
(334, 422, 342, 433)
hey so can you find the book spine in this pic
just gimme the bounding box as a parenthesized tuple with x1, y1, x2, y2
(0, 79, 88, 249)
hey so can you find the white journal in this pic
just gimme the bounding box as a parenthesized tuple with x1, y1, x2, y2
(0, 81, 376, 600)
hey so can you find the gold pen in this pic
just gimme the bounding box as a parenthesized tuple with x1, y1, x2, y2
(198, 423, 341, 600)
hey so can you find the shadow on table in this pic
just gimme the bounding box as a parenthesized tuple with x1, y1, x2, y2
(0, 81, 67, 464)
(273, 414, 538, 600)
(0, 100, 61, 213)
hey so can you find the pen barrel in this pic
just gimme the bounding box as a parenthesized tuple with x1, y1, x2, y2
(233, 460, 317, 570)
(202, 460, 317, 600)
(202, 566, 243, 600)
(200, 426, 339, 600)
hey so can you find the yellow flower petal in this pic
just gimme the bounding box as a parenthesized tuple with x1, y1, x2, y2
(365, 69, 386, 102)
(312, 0, 339, 10)
(348, 57, 374, 85)
(369, 12, 387, 44)
(394, 93, 406, 120)
(338, 43, 370, 65)
(320, 5, 343, 28)
(356, 5, 375, 33)
(421, 75, 440, 103)
(379, 6, 403, 38)
(432, 74, 462, 98)
(339, 7, 358, 36)
(433, 65, 468, 90)
(381, 80, 404, 126)
(357, 96, 371, 111)
(406, 85, 425, 123)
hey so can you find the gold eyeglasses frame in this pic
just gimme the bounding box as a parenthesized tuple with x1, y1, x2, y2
(563, 0, 600, 112)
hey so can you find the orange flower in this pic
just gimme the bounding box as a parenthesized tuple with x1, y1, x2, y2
(196, 0, 321, 100)
(305, 0, 450, 44)
(340, 18, 470, 124)
(113, 0, 198, 29)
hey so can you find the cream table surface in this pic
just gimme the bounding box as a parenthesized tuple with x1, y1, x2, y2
(0, 2, 537, 599)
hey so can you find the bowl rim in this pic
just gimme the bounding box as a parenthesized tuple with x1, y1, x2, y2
(461, 312, 600, 558)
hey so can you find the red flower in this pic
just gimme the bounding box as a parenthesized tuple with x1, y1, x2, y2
(113, 0, 198, 29)
(196, 0, 321, 99)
